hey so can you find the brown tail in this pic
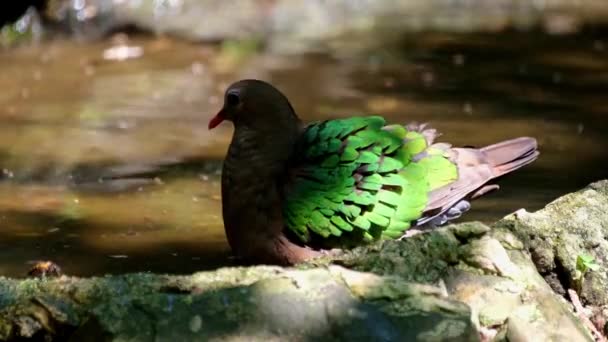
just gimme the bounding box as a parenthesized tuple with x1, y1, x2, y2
(423, 137, 539, 215)
(480, 137, 539, 177)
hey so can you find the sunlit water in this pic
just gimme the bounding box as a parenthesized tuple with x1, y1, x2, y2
(1, 30, 607, 277)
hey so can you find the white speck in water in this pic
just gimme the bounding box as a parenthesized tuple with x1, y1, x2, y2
(452, 54, 465, 66)
(47, 227, 60, 233)
(463, 102, 473, 115)
(73, 198, 80, 204)
(577, 123, 584, 135)
(171, 253, 178, 257)
(421, 71, 435, 87)
(192, 196, 199, 202)
(189, 315, 202, 333)
(116, 120, 133, 130)
(2, 169, 14, 178)
(108, 255, 129, 259)
(103, 45, 143, 61)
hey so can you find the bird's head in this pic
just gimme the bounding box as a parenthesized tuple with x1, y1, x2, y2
(208, 79, 299, 130)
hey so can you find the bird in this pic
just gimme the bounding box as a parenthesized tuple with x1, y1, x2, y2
(208, 79, 539, 265)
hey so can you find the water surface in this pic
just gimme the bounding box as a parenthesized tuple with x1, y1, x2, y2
(1, 31, 607, 277)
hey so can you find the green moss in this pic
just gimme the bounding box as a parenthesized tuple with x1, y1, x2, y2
(342, 225, 466, 283)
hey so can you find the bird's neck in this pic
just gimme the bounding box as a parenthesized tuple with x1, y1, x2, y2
(223, 123, 298, 190)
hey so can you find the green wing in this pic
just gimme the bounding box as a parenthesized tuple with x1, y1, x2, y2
(283, 116, 458, 244)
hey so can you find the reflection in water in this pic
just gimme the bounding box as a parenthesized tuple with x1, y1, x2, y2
(0, 30, 607, 277)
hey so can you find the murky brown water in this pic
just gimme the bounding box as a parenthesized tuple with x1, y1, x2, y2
(1, 30, 607, 277)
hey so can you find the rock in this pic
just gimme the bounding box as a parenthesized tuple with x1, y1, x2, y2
(459, 236, 520, 278)
(497, 180, 608, 307)
(0, 267, 478, 341)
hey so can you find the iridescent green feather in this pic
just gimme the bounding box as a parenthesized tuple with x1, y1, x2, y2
(283, 116, 458, 244)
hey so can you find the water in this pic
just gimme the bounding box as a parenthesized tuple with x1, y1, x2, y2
(0, 30, 606, 277)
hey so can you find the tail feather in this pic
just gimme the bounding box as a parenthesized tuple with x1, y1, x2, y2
(480, 137, 539, 177)
(417, 136, 539, 227)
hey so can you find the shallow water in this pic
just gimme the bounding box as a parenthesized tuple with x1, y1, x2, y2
(0, 30, 607, 277)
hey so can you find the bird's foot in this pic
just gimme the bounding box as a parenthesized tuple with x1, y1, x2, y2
(399, 200, 472, 240)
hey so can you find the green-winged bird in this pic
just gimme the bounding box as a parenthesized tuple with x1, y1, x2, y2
(209, 79, 539, 265)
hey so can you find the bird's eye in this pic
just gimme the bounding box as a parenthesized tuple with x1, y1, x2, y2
(226, 92, 240, 106)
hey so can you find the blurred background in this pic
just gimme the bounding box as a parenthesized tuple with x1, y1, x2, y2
(0, 0, 607, 277)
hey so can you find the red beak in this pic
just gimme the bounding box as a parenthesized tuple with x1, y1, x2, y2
(208, 109, 225, 129)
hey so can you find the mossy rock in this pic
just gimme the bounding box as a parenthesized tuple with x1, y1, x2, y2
(497, 180, 608, 307)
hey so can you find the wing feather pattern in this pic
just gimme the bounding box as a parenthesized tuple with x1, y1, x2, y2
(283, 117, 458, 244)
